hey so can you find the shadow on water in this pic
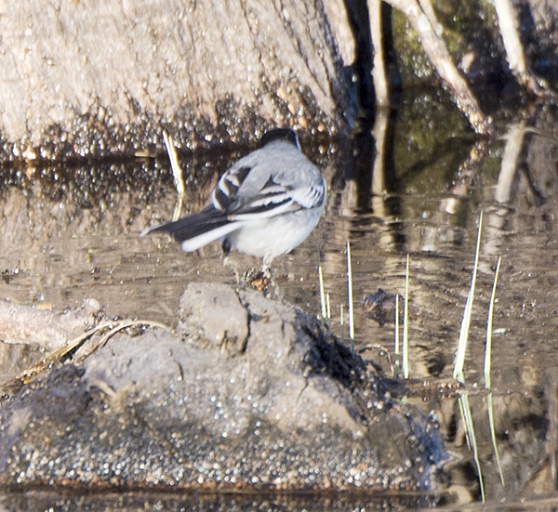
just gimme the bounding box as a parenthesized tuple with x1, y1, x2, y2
(1, 90, 558, 508)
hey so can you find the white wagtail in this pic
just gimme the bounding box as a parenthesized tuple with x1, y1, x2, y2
(143, 128, 326, 267)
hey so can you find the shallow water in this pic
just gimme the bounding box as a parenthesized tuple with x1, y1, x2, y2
(1, 92, 558, 508)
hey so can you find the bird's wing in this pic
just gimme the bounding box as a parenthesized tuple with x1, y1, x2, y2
(212, 165, 252, 212)
(212, 153, 325, 221)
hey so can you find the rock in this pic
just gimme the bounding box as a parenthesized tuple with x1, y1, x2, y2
(0, 283, 447, 491)
(362, 288, 404, 326)
(178, 282, 249, 353)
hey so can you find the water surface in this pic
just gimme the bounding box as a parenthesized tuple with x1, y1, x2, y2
(1, 92, 558, 508)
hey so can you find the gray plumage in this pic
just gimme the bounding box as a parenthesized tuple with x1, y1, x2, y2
(143, 128, 326, 265)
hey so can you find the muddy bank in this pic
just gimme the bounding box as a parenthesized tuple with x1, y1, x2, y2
(0, 283, 447, 491)
(2, 1, 557, 159)
(0, 1, 355, 161)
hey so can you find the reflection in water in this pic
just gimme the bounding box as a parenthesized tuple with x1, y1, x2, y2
(0, 94, 558, 505)
(0, 489, 442, 511)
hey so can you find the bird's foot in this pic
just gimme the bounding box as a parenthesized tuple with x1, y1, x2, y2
(243, 267, 272, 293)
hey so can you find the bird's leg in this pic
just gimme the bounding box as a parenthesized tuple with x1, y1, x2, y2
(221, 253, 244, 288)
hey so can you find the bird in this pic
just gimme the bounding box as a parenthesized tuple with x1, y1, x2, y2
(142, 128, 327, 268)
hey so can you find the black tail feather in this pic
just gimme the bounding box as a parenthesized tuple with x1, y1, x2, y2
(146, 208, 229, 242)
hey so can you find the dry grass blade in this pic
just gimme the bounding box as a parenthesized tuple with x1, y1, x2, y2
(14, 320, 116, 384)
(163, 130, 186, 221)
(403, 254, 410, 379)
(394, 292, 400, 378)
(340, 304, 345, 345)
(486, 255, 505, 487)
(487, 391, 505, 487)
(453, 210, 483, 383)
(485, 255, 502, 388)
(9, 319, 170, 388)
(459, 393, 486, 502)
(318, 249, 327, 322)
(346, 240, 355, 352)
(76, 319, 171, 361)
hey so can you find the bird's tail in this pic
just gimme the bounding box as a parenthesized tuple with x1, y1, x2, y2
(141, 208, 240, 252)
